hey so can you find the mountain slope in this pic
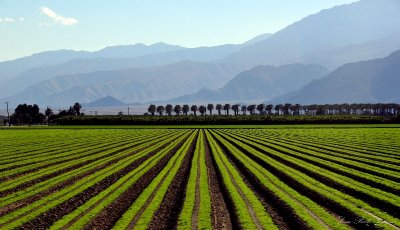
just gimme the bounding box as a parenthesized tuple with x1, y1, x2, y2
(0, 44, 242, 98)
(270, 50, 400, 104)
(226, 0, 400, 69)
(5, 61, 246, 106)
(0, 43, 184, 82)
(172, 64, 328, 103)
(83, 96, 127, 107)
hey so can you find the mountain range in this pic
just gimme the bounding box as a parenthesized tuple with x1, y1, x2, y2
(1, 0, 400, 107)
(270, 50, 400, 104)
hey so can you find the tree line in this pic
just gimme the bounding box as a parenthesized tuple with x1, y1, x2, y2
(146, 103, 400, 117)
(5, 103, 82, 125)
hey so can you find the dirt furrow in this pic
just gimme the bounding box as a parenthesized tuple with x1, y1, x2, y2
(204, 131, 235, 230)
(221, 133, 380, 230)
(0, 141, 161, 217)
(146, 132, 196, 229)
(17, 138, 183, 230)
(81, 134, 192, 230)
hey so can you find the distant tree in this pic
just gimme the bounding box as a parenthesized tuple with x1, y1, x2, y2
(117, 111, 124, 116)
(199, 105, 206, 115)
(73, 102, 82, 115)
(45, 107, 53, 123)
(12, 104, 44, 125)
(231, 104, 240, 116)
(148, 104, 156, 116)
(283, 103, 291, 115)
(247, 105, 256, 115)
(266, 104, 273, 114)
(207, 104, 214, 115)
(174, 105, 182, 115)
(165, 104, 173, 116)
(223, 104, 231, 115)
(156, 105, 165, 116)
(275, 104, 283, 115)
(241, 105, 247, 115)
(191, 105, 198, 116)
(257, 104, 265, 114)
(182, 104, 190, 115)
(216, 104, 222, 116)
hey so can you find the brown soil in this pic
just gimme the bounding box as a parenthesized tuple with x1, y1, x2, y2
(219, 131, 380, 230)
(203, 130, 234, 230)
(81, 133, 192, 230)
(191, 138, 201, 230)
(227, 132, 400, 218)
(0, 142, 138, 197)
(146, 132, 196, 229)
(17, 137, 184, 230)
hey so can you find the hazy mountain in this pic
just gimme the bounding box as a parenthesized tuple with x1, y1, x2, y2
(244, 33, 272, 45)
(94, 42, 184, 58)
(5, 61, 245, 106)
(83, 96, 127, 107)
(270, 50, 400, 104)
(0, 44, 242, 98)
(172, 64, 328, 103)
(226, 0, 400, 69)
(0, 43, 184, 82)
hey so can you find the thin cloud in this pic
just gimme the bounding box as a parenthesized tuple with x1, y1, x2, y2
(0, 17, 15, 23)
(40, 6, 78, 26)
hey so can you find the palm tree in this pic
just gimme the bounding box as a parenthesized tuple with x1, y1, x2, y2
(173, 105, 182, 115)
(247, 105, 256, 115)
(148, 104, 156, 116)
(156, 105, 165, 116)
(257, 104, 265, 114)
(216, 104, 222, 116)
(191, 105, 198, 115)
(165, 104, 173, 116)
(266, 104, 273, 115)
(231, 104, 240, 115)
(241, 105, 247, 115)
(223, 104, 231, 115)
(207, 104, 214, 115)
(274, 104, 282, 115)
(182, 104, 190, 115)
(199, 105, 206, 115)
(73, 102, 82, 115)
(283, 103, 291, 115)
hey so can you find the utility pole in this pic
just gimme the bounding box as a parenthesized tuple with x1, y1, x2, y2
(128, 107, 130, 116)
(5, 102, 10, 127)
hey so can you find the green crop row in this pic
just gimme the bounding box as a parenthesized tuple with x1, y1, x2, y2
(178, 131, 212, 230)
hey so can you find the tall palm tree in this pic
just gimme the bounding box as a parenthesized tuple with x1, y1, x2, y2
(191, 105, 198, 116)
(223, 104, 231, 115)
(199, 105, 206, 115)
(241, 105, 247, 115)
(266, 104, 273, 115)
(216, 104, 222, 116)
(283, 103, 291, 115)
(232, 104, 240, 115)
(165, 104, 173, 116)
(207, 104, 214, 115)
(173, 105, 182, 115)
(274, 104, 282, 115)
(182, 104, 190, 115)
(247, 105, 256, 115)
(256, 104, 265, 114)
(156, 105, 165, 116)
(148, 104, 156, 116)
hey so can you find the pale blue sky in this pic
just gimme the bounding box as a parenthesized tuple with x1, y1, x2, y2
(0, 0, 359, 61)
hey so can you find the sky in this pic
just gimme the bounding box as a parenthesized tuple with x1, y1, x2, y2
(0, 0, 359, 62)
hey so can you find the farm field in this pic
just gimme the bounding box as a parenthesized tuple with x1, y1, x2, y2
(0, 126, 399, 229)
